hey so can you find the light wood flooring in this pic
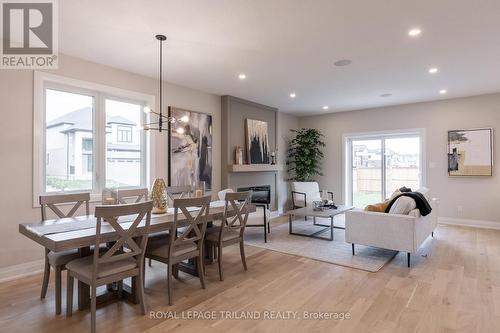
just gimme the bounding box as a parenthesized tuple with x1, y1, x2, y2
(1, 223, 500, 333)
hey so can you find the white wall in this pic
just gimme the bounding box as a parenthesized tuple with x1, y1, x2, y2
(0, 54, 221, 269)
(299, 93, 500, 223)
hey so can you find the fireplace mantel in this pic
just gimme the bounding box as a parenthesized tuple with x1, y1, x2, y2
(227, 164, 283, 173)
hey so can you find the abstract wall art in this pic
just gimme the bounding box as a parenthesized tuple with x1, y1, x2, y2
(245, 118, 270, 164)
(448, 128, 493, 176)
(168, 107, 212, 189)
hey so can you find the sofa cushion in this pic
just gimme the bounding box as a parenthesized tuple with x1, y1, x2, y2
(388, 196, 417, 215)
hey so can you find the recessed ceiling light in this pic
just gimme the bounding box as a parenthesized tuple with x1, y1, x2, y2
(238, 73, 246, 80)
(322, 106, 329, 110)
(289, 92, 296, 98)
(334, 59, 352, 67)
(439, 89, 447, 94)
(428, 67, 438, 74)
(408, 28, 422, 37)
(380, 93, 393, 97)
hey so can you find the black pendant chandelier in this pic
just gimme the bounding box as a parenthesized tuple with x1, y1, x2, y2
(142, 34, 187, 132)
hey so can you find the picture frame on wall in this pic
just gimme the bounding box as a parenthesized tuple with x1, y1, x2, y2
(447, 128, 493, 177)
(168, 106, 213, 190)
(245, 118, 270, 164)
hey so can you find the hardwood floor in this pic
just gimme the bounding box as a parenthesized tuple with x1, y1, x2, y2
(2, 223, 500, 333)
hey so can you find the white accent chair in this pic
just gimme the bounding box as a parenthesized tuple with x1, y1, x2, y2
(345, 198, 439, 267)
(290, 182, 333, 209)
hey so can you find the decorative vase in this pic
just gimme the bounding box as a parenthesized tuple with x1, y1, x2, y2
(151, 178, 168, 214)
(235, 146, 243, 165)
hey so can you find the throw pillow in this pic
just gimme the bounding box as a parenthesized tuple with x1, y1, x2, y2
(365, 200, 390, 212)
(388, 196, 417, 215)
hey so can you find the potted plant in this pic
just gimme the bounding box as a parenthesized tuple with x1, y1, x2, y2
(286, 128, 326, 181)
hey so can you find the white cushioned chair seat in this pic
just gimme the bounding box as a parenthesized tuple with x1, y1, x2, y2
(218, 188, 234, 201)
(146, 239, 197, 258)
(47, 249, 80, 267)
(291, 182, 322, 207)
(48, 245, 108, 266)
(205, 227, 240, 242)
(66, 256, 137, 280)
(246, 209, 270, 226)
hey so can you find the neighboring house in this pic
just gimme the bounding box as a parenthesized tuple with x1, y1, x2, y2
(352, 145, 419, 168)
(46, 107, 140, 187)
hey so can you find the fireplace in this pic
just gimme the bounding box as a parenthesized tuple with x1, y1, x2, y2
(237, 185, 271, 206)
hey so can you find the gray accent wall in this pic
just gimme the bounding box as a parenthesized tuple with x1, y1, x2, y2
(221, 96, 279, 210)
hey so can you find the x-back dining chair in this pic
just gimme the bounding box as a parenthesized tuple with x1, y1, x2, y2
(39, 192, 91, 315)
(205, 191, 252, 281)
(147, 185, 193, 266)
(66, 200, 153, 333)
(144, 195, 211, 305)
(166, 185, 193, 203)
(111, 187, 149, 204)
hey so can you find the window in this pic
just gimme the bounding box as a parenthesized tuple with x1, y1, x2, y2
(34, 72, 154, 203)
(117, 126, 133, 143)
(45, 89, 94, 192)
(345, 130, 425, 208)
(105, 99, 143, 188)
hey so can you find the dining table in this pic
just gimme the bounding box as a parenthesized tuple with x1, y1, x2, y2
(19, 200, 256, 310)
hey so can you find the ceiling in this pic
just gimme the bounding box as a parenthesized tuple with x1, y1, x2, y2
(59, 0, 500, 115)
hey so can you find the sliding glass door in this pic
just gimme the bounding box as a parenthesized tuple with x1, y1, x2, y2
(350, 139, 383, 208)
(347, 131, 423, 208)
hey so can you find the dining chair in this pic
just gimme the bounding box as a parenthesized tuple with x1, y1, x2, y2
(111, 187, 149, 204)
(144, 195, 211, 305)
(39, 192, 91, 315)
(205, 191, 251, 281)
(66, 200, 153, 333)
(166, 185, 193, 203)
(147, 185, 193, 267)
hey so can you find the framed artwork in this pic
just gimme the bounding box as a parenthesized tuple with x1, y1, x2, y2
(168, 106, 212, 190)
(245, 118, 270, 164)
(448, 128, 493, 177)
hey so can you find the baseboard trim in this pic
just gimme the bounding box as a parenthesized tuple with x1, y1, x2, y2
(0, 259, 45, 283)
(438, 217, 500, 230)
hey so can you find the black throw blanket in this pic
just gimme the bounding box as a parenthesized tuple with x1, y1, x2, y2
(385, 192, 432, 216)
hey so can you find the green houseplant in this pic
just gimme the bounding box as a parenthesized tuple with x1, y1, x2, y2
(287, 128, 326, 181)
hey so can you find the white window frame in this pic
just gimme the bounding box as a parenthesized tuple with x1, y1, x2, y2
(342, 128, 426, 206)
(33, 71, 155, 206)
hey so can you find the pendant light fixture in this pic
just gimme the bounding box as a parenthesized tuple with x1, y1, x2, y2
(141, 34, 179, 132)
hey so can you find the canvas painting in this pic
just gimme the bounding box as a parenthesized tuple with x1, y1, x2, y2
(245, 118, 270, 164)
(448, 128, 493, 176)
(169, 107, 212, 189)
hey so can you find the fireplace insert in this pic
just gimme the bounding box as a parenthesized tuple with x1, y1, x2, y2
(237, 185, 271, 205)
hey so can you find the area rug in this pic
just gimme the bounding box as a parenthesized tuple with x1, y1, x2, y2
(244, 216, 398, 272)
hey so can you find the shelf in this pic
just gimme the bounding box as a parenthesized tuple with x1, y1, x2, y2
(227, 164, 283, 173)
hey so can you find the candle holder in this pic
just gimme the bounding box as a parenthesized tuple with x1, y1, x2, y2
(194, 181, 206, 198)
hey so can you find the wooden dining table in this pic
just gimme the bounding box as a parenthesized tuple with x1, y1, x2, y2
(19, 200, 256, 310)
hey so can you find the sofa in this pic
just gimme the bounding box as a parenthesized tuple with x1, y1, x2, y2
(345, 197, 438, 267)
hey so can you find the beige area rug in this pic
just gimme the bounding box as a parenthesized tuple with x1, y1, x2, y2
(244, 216, 398, 272)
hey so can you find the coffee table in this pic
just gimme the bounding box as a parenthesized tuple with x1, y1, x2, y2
(288, 205, 354, 241)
